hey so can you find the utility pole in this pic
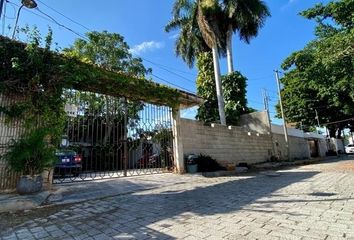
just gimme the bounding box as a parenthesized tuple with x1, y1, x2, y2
(275, 70, 290, 160)
(0, 0, 5, 20)
(315, 109, 321, 133)
(262, 89, 276, 157)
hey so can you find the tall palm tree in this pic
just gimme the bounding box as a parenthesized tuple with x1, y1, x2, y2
(166, 0, 227, 125)
(197, 0, 226, 125)
(222, 0, 270, 73)
(165, 1, 209, 68)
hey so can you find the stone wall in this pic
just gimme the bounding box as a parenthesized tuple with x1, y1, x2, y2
(180, 119, 273, 166)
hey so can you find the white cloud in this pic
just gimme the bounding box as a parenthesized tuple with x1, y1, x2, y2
(130, 41, 165, 55)
(281, 0, 299, 10)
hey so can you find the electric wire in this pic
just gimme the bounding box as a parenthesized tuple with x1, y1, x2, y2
(6, 1, 89, 41)
(36, 0, 90, 31)
(6, 0, 276, 95)
(141, 57, 195, 83)
(10, 0, 199, 87)
(7, 0, 196, 93)
(13, 0, 276, 87)
(151, 73, 195, 93)
(35, 7, 89, 40)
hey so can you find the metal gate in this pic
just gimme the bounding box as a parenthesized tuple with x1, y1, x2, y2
(53, 90, 174, 183)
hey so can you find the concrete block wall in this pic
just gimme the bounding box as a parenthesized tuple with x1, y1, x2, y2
(317, 139, 328, 157)
(180, 119, 273, 166)
(273, 134, 311, 160)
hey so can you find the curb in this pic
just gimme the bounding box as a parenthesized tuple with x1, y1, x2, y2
(0, 191, 51, 213)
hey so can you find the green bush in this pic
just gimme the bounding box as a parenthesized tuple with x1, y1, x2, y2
(2, 128, 57, 176)
(196, 154, 225, 172)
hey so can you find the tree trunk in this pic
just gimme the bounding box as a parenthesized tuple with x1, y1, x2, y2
(211, 45, 226, 125)
(226, 25, 234, 74)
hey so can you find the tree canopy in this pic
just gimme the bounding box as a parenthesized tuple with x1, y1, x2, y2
(278, 0, 354, 137)
(63, 31, 151, 77)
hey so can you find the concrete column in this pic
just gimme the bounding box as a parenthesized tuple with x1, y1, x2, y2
(172, 108, 185, 174)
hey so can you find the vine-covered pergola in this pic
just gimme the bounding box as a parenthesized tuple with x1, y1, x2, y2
(0, 36, 201, 109)
(0, 36, 200, 183)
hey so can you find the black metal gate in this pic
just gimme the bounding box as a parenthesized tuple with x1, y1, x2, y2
(53, 90, 174, 183)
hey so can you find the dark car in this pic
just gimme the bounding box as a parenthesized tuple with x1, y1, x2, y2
(54, 149, 82, 177)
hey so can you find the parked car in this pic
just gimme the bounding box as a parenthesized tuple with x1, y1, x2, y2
(54, 149, 82, 177)
(345, 144, 354, 154)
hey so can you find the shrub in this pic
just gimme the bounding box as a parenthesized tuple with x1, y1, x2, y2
(196, 154, 225, 172)
(2, 128, 57, 176)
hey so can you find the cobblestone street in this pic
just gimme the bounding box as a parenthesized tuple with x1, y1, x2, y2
(1, 157, 354, 240)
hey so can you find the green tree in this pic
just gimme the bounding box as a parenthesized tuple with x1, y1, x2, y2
(63, 31, 151, 76)
(222, 0, 270, 73)
(196, 52, 249, 124)
(196, 52, 219, 123)
(165, 1, 209, 67)
(166, 0, 227, 125)
(278, 0, 354, 138)
(64, 31, 151, 143)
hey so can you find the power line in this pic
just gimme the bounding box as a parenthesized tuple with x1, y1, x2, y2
(151, 73, 195, 93)
(141, 57, 195, 83)
(140, 57, 197, 77)
(36, 0, 90, 31)
(35, 7, 88, 40)
(21, 0, 199, 84)
(6, 1, 197, 94)
(6, 0, 88, 40)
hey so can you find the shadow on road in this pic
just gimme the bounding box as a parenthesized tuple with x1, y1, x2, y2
(1, 170, 324, 239)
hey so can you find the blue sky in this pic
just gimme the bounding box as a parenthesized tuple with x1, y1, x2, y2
(1, 0, 330, 123)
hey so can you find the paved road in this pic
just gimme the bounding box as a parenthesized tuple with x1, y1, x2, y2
(1, 157, 354, 239)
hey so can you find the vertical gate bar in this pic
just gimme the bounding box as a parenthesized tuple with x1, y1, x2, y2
(123, 98, 128, 177)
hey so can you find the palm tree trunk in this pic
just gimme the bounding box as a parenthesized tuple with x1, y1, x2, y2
(226, 25, 234, 74)
(211, 45, 226, 125)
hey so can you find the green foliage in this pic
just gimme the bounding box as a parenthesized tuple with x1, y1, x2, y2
(0, 35, 181, 108)
(3, 128, 57, 176)
(0, 28, 183, 176)
(222, 72, 248, 124)
(196, 52, 250, 125)
(63, 31, 151, 77)
(222, 0, 271, 43)
(0, 28, 66, 175)
(196, 154, 225, 172)
(300, 0, 353, 29)
(278, 0, 354, 137)
(196, 52, 219, 123)
(165, 0, 211, 67)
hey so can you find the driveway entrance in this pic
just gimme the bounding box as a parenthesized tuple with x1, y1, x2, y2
(54, 90, 174, 183)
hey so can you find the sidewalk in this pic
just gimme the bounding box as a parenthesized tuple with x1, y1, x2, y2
(0, 156, 343, 213)
(0, 173, 199, 213)
(1, 156, 354, 240)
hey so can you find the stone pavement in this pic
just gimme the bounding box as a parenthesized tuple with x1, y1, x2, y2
(1, 157, 354, 239)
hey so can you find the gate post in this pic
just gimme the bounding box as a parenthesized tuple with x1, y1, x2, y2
(172, 108, 185, 174)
